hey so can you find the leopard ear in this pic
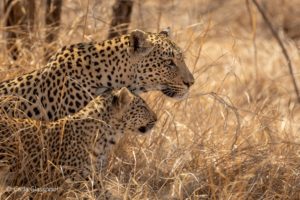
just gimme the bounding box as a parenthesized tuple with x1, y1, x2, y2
(159, 27, 171, 37)
(113, 87, 134, 109)
(128, 29, 154, 57)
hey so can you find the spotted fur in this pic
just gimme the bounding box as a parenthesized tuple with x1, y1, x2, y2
(0, 29, 194, 121)
(0, 87, 156, 197)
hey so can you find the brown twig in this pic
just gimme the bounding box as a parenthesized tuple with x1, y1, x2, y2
(245, 0, 258, 76)
(45, 0, 62, 62)
(4, 0, 36, 61)
(107, 0, 133, 39)
(252, 0, 300, 103)
(82, 0, 90, 41)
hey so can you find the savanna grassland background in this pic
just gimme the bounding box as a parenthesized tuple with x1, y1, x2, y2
(1, 0, 300, 199)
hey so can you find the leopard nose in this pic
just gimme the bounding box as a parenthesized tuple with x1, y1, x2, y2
(183, 80, 194, 88)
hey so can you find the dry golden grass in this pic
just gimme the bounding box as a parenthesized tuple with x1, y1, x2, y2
(0, 0, 300, 199)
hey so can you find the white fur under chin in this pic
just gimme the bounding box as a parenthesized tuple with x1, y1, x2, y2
(172, 91, 189, 100)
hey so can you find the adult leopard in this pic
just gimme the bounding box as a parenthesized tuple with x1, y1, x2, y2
(0, 29, 194, 121)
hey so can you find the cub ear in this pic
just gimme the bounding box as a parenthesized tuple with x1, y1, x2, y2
(128, 29, 154, 57)
(159, 27, 171, 37)
(112, 87, 134, 109)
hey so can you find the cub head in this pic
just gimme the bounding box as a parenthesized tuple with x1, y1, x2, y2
(111, 87, 157, 134)
(127, 28, 195, 99)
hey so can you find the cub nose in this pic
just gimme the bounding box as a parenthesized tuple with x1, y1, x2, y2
(138, 126, 147, 133)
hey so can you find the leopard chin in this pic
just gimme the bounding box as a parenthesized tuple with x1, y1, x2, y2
(161, 86, 189, 100)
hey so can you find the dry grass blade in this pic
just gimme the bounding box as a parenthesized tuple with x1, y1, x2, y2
(252, 0, 300, 103)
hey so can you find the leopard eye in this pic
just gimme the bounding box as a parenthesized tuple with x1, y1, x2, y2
(166, 59, 176, 68)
